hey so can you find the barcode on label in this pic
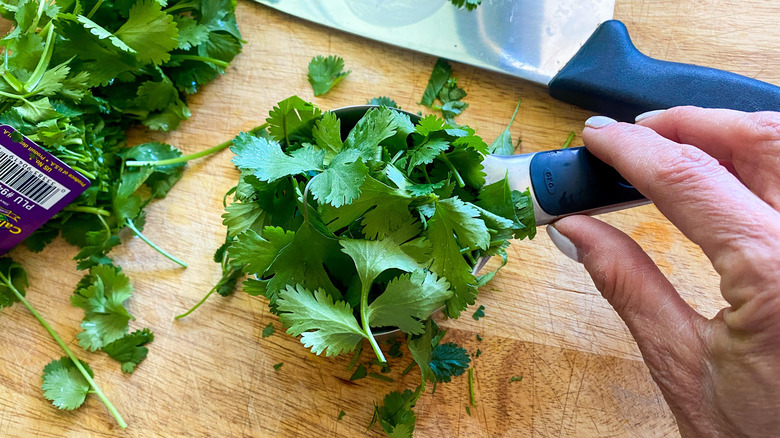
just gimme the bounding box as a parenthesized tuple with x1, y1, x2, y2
(0, 147, 70, 210)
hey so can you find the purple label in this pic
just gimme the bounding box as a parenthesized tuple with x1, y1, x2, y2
(0, 125, 90, 254)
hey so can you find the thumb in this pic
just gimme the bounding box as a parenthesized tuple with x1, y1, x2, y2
(547, 215, 704, 354)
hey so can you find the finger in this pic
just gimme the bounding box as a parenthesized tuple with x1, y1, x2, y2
(582, 118, 780, 272)
(548, 216, 708, 433)
(636, 107, 780, 210)
(549, 216, 704, 345)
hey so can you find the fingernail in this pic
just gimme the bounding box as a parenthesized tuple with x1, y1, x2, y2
(584, 116, 618, 129)
(547, 224, 583, 263)
(634, 109, 666, 123)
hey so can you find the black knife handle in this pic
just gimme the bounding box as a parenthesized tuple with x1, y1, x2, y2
(529, 147, 646, 217)
(548, 20, 780, 122)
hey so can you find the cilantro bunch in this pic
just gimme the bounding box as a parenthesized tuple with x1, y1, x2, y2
(0, 0, 243, 427)
(0, 0, 243, 266)
(203, 96, 535, 367)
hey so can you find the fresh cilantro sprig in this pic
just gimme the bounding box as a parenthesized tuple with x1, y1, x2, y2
(4, 0, 244, 266)
(0, 258, 126, 427)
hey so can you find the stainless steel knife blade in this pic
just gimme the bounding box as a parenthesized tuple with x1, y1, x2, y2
(254, 0, 615, 86)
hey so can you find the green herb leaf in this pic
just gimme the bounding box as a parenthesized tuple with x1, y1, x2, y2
(102, 329, 154, 373)
(420, 59, 452, 107)
(262, 322, 275, 338)
(71, 265, 135, 351)
(430, 342, 470, 383)
(0, 257, 28, 309)
(472, 304, 485, 320)
(277, 284, 366, 356)
(41, 357, 94, 410)
(367, 270, 451, 335)
(308, 55, 350, 96)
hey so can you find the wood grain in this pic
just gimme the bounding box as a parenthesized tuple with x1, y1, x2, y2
(2, 1, 779, 436)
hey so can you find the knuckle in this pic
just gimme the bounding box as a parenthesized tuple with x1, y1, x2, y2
(741, 112, 780, 144)
(652, 145, 725, 190)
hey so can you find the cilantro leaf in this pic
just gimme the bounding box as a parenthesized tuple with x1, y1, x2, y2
(367, 96, 399, 108)
(425, 197, 489, 318)
(430, 342, 470, 382)
(77, 15, 136, 54)
(231, 133, 324, 182)
(472, 305, 485, 320)
(228, 227, 295, 276)
(0, 257, 28, 309)
(308, 149, 368, 207)
(277, 284, 366, 356)
(41, 357, 94, 410)
(488, 100, 521, 155)
(367, 270, 451, 334)
(407, 320, 436, 383)
(71, 265, 135, 351)
(266, 96, 322, 146)
(311, 111, 343, 163)
(407, 137, 450, 170)
(174, 15, 210, 50)
(308, 55, 350, 96)
(115, 0, 179, 65)
(371, 386, 422, 438)
(320, 176, 414, 239)
(222, 202, 267, 237)
(232, 221, 346, 307)
(420, 59, 452, 107)
(262, 322, 275, 338)
(340, 238, 422, 288)
(343, 107, 398, 161)
(102, 328, 154, 373)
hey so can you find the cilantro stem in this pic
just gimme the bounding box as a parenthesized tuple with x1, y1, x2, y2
(438, 153, 465, 188)
(126, 123, 268, 167)
(86, 0, 103, 19)
(2, 71, 26, 94)
(0, 89, 25, 100)
(70, 165, 97, 180)
(163, 1, 198, 14)
(368, 372, 394, 383)
(562, 131, 575, 149)
(63, 206, 111, 217)
(25, 23, 54, 93)
(401, 360, 416, 376)
(468, 368, 476, 406)
(0, 272, 127, 429)
(174, 285, 216, 319)
(125, 219, 188, 268)
(169, 54, 230, 68)
(360, 284, 386, 364)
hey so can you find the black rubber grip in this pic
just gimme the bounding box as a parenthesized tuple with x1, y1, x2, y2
(529, 147, 645, 216)
(548, 20, 780, 122)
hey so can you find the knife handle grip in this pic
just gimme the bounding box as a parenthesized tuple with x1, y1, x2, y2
(529, 147, 647, 219)
(548, 20, 780, 122)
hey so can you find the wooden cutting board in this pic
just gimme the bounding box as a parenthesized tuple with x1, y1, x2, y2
(2, 1, 778, 436)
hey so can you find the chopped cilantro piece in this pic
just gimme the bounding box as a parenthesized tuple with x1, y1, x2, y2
(350, 364, 368, 381)
(273, 362, 284, 371)
(510, 375, 523, 383)
(472, 305, 486, 320)
(262, 322, 275, 338)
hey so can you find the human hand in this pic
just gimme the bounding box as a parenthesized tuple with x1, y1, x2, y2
(546, 107, 780, 437)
